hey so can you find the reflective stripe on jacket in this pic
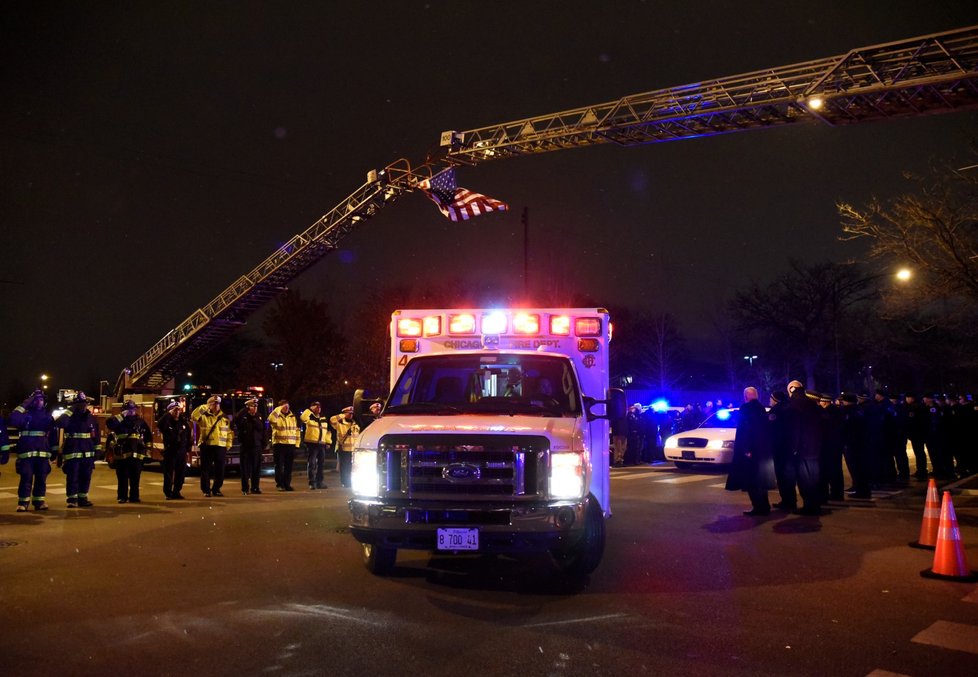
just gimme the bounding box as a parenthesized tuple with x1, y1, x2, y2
(300, 409, 332, 445)
(56, 410, 102, 459)
(329, 415, 360, 452)
(269, 407, 300, 447)
(191, 405, 232, 448)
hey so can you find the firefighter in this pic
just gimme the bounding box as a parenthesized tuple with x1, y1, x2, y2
(55, 392, 101, 507)
(330, 406, 360, 488)
(191, 395, 232, 497)
(10, 389, 57, 512)
(157, 399, 191, 499)
(233, 397, 268, 495)
(300, 401, 331, 490)
(268, 399, 300, 491)
(106, 400, 152, 503)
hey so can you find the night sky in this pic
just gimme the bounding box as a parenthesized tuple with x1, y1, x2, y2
(3, 1, 978, 397)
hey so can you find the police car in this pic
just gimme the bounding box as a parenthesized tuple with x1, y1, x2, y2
(663, 408, 739, 469)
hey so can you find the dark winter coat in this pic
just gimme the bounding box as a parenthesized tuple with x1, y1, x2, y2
(725, 399, 776, 492)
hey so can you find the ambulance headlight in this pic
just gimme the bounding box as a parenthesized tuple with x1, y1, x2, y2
(351, 450, 379, 497)
(550, 452, 584, 499)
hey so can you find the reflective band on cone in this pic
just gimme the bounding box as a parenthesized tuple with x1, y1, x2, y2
(910, 478, 940, 550)
(920, 491, 978, 582)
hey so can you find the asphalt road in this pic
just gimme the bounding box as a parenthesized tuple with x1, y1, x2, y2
(1, 461, 977, 676)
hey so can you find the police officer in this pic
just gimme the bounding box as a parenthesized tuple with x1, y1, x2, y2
(191, 395, 232, 497)
(817, 393, 844, 503)
(10, 390, 57, 512)
(55, 392, 101, 508)
(768, 390, 795, 512)
(330, 406, 360, 488)
(786, 380, 822, 516)
(300, 401, 331, 490)
(233, 397, 268, 495)
(106, 400, 152, 503)
(922, 394, 950, 479)
(840, 393, 871, 499)
(269, 399, 300, 491)
(903, 393, 929, 479)
(158, 399, 191, 500)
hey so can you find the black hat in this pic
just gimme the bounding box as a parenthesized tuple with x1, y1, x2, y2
(876, 388, 890, 398)
(818, 393, 832, 403)
(841, 393, 858, 404)
(857, 393, 869, 401)
(904, 392, 917, 400)
(770, 391, 788, 403)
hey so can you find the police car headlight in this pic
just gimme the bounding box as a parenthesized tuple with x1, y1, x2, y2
(550, 452, 584, 499)
(707, 439, 735, 449)
(664, 436, 677, 448)
(351, 450, 379, 497)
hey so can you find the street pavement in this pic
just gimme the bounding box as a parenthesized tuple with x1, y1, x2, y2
(1, 460, 977, 676)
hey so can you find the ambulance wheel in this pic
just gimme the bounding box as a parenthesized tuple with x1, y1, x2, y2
(551, 494, 605, 576)
(362, 543, 397, 575)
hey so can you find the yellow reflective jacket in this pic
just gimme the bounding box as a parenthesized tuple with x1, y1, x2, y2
(269, 406, 300, 447)
(191, 405, 232, 448)
(329, 414, 360, 452)
(300, 409, 332, 445)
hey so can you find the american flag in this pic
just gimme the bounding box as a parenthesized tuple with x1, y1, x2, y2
(419, 168, 509, 222)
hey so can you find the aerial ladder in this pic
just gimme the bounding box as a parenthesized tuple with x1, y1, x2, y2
(115, 25, 978, 397)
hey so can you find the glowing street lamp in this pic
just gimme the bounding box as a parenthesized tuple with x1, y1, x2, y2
(743, 355, 758, 367)
(40, 373, 49, 390)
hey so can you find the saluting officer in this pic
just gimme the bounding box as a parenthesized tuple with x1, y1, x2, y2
(330, 406, 360, 488)
(269, 399, 300, 491)
(106, 400, 152, 503)
(301, 401, 331, 490)
(233, 397, 268, 495)
(10, 390, 57, 512)
(191, 395, 232, 497)
(158, 399, 191, 499)
(55, 392, 101, 507)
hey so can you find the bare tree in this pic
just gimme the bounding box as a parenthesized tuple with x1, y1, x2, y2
(839, 163, 978, 332)
(729, 260, 877, 391)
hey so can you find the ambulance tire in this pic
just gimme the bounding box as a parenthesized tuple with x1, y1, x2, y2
(363, 543, 397, 575)
(551, 494, 605, 576)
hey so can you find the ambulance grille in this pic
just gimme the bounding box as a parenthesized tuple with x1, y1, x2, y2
(377, 434, 550, 498)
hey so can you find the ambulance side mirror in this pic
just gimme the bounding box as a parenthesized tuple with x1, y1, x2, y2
(353, 388, 385, 417)
(584, 388, 627, 433)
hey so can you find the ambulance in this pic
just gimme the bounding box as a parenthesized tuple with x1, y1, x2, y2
(348, 308, 625, 576)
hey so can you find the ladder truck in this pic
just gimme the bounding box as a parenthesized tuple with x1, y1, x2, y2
(105, 26, 978, 571)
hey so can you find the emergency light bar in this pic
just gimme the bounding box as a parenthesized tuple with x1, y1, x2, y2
(394, 309, 607, 339)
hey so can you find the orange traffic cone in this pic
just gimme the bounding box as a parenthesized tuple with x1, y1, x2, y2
(920, 491, 978, 582)
(909, 479, 940, 549)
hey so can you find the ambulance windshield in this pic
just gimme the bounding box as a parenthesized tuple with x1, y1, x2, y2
(386, 353, 580, 416)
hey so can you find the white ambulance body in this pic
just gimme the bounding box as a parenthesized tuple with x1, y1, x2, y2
(348, 308, 624, 576)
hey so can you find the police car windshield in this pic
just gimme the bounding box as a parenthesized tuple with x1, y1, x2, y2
(385, 353, 580, 416)
(699, 409, 740, 428)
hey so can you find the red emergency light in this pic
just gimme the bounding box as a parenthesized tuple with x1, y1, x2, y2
(449, 314, 476, 334)
(513, 313, 540, 334)
(397, 317, 423, 337)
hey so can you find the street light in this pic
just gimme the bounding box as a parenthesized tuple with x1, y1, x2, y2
(832, 266, 913, 393)
(743, 355, 758, 367)
(40, 373, 49, 390)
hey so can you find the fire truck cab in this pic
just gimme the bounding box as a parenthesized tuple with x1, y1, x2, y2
(348, 308, 625, 576)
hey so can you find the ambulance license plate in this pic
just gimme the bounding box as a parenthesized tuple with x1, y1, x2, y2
(437, 528, 479, 551)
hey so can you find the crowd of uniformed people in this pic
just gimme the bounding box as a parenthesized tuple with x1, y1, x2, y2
(0, 389, 373, 511)
(620, 382, 977, 516)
